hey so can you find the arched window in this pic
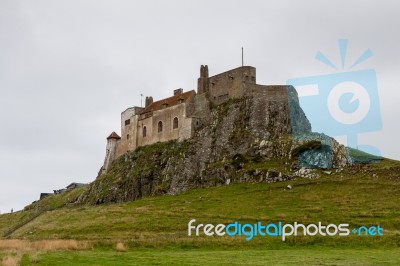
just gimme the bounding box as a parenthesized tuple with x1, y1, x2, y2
(173, 117, 179, 129)
(158, 121, 163, 132)
(143, 126, 147, 137)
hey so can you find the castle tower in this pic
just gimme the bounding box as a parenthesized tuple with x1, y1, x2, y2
(197, 65, 209, 94)
(101, 131, 121, 174)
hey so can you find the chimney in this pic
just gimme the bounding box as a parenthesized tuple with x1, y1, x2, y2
(145, 96, 153, 107)
(174, 88, 183, 96)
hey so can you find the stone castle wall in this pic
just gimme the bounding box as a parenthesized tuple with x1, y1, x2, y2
(115, 107, 143, 157)
(101, 65, 296, 174)
(198, 66, 256, 105)
(209, 66, 256, 104)
(102, 138, 119, 174)
(136, 102, 194, 148)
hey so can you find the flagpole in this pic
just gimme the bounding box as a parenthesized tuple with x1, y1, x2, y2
(242, 47, 244, 66)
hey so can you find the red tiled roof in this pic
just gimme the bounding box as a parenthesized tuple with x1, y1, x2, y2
(140, 90, 195, 114)
(107, 131, 121, 140)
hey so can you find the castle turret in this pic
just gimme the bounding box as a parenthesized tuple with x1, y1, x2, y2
(197, 65, 209, 94)
(101, 131, 121, 174)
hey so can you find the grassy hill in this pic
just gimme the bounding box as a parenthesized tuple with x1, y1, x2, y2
(0, 158, 400, 265)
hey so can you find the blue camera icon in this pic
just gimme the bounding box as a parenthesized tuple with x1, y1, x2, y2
(286, 40, 382, 157)
(287, 69, 382, 138)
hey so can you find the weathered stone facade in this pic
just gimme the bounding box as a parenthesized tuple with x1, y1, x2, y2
(101, 132, 121, 173)
(101, 65, 303, 174)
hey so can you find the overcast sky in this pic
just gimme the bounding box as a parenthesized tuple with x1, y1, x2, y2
(1, 0, 399, 213)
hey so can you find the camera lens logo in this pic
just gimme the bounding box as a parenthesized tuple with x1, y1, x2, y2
(287, 39, 382, 156)
(328, 81, 370, 125)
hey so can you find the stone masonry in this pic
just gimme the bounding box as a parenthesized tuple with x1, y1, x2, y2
(101, 65, 303, 174)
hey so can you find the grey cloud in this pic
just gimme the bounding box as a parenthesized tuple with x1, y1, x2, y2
(0, 0, 399, 212)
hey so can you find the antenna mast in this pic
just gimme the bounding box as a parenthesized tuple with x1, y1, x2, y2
(242, 47, 244, 66)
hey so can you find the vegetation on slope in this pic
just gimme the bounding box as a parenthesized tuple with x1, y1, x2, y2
(77, 137, 297, 205)
(0, 159, 399, 247)
(0, 158, 399, 265)
(348, 147, 383, 163)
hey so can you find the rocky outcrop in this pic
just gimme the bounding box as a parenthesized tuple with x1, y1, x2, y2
(77, 95, 352, 205)
(290, 133, 351, 169)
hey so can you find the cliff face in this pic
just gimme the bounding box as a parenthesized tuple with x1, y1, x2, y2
(78, 91, 351, 205)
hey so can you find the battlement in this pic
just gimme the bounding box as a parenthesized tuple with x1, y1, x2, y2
(197, 65, 256, 104)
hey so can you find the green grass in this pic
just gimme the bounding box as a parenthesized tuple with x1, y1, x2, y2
(348, 147, 382, 163)
(1, 159, 400, 264)
(1, 186, 87, 237)
(24, 185, 88, 211)
(19, 248, 400, 266)
(1, 160, 399, 246)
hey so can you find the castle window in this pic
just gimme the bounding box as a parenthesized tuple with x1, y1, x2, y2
(125, 119, 130, 126)
(127, 134, 130, 139)
(161, 103, 168, 109)
(178, 98, 184, 104)
(143, 126, 147, 137)
(158, 121, 163, 132)
(251, 76, 255, 82)
(173, 117, 179, 129)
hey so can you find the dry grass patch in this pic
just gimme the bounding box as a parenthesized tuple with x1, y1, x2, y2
(1, 255, 21, 266)
(275, 213, 286, 219)
(31, 240, 90, 250)
(115, 242, 127, 252)
(0, 239, 91, 251)
(134, 206, 151, 213)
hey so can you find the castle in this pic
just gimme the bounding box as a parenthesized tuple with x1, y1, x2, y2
(101, 65, 295, 174)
